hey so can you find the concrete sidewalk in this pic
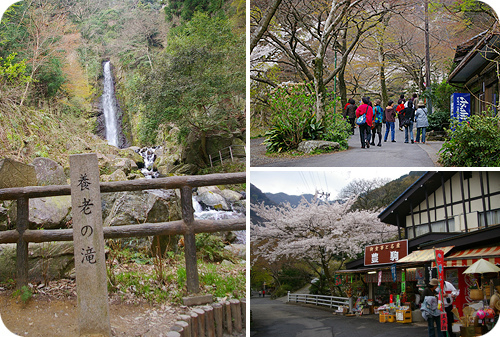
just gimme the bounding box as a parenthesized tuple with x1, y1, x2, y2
(250, 127, 444, 167)
(250, 297, 429, 337)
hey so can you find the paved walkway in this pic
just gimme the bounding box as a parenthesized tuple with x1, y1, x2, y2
(250, 297, 429, 337)
(250, 127, 444, 167)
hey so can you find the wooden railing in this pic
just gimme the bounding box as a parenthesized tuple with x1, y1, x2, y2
(287, 292, 354, 311)
(0, 172, 246, 293)
(208, 145, 245, 167)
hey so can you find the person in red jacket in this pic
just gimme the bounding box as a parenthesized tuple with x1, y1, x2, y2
(355, 97, 374, 148)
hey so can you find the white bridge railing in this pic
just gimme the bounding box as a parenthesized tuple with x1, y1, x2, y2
(287, 292, 354, 311)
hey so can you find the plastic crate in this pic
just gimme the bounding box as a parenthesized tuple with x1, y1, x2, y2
(379, 313, 388, 323)
(396, 309, 412, 323)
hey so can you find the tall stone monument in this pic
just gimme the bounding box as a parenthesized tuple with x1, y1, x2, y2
(69, 154, 111, 337)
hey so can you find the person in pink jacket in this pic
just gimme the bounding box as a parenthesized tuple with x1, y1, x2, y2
(355, 97, 374, 148)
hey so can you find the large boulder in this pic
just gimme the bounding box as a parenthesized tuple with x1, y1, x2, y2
(108, 157, 137, 175)
(103, 189, 181, 227)
(32, 157, 67, 186)
(0, 242, 75, 282)
(224, 244, 246, 260)
(197, 189, 230, 211)
(0, 158, 37, 188)
(8, 195, 72, 230)
(297, 140, 340, 154)
(118, 147, 144, 166)
(171, 164, 199, 175)
(0, 206, 8, 231)
(101, 169, 127, 182)
(219, 189, 243, 204)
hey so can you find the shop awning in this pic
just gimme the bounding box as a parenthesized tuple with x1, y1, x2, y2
(396, 246, 454, 264)
(432, 246, 500, 268)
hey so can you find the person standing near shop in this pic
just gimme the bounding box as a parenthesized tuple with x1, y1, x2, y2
(421, 278, 444, 337)
(438, 280, 457, 337)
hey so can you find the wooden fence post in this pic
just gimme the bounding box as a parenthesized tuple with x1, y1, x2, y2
(241, 298, 246, 330)
(230, 299, 242, 332)
(180, 185, 199, 293)
(212, 303, 223, 337)
(204, 306, 215, 337)
(190, 311, 199, 337)
(16, 197, 29, 289)
(224, 301, 232, 334)
(192, 308, 205, 337)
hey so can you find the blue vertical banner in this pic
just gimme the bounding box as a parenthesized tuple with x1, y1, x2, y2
(450, 93, 471, 122)
(391, 264, 397, 282)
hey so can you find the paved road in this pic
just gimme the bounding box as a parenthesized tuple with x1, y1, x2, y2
(250, 297, 429, 337)
(250, 127, 444, 167)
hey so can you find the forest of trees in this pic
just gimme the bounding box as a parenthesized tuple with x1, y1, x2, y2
(250, 0, 497, 133)
(250, 171, 426, 297)
(0, 0, 245, 163)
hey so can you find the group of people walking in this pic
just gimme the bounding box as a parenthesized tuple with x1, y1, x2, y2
(343, 94, 429, 149)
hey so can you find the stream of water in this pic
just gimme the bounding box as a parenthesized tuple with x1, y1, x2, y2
(102, 61, 119, 147)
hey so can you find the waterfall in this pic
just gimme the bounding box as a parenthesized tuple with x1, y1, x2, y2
(136, 146, 160, 179)
(102, 61, 119, 147)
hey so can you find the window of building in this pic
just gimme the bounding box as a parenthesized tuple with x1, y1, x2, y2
(478, 208, 500, 228)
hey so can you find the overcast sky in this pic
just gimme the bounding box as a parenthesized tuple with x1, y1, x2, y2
(250, 169, 415, 199)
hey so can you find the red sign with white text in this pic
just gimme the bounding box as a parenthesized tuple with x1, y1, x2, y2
(364, 239, 408, 266)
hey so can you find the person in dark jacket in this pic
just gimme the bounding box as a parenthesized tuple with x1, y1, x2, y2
(384, 100, 396, 142)
(343, 98, 357, 135)
(402, 100, 415, 143)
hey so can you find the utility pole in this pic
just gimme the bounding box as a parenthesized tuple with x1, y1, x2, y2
(424, 0, 433, 114)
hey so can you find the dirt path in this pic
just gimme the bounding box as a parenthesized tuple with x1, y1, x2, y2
(0, 290, 179, 337)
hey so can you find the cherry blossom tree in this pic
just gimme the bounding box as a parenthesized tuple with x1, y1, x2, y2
(251, 197, 398, 295)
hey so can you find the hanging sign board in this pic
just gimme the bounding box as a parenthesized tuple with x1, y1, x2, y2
(364, 239, 408, 266)
(450, 93, 471, 126)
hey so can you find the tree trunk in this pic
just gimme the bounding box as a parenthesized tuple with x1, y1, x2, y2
(313, 58, 327, 121)
(378, 18, 389, 108)
(200, 131, 208, 164)
(339, 66, 347, 111)
(250, 0, 283, 53)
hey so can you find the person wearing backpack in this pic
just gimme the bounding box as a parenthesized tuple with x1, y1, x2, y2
(421, 278, 444, 337)
(343, 98, 358, 135)
(414, 102, 429, 143)
(355, 97, 373, 148)
(370, 99, 384, 146)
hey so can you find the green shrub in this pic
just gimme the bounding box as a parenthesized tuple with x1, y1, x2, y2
(263, 83, 349, 153)
(427, 110, 450, 131)
(195, 233, 232, 262)
(439, 114, 500, 166)
(263, 84, 317, 152)
(322, 110, 351, 150)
